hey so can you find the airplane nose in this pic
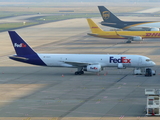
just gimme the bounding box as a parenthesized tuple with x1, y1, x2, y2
(152, 61, 156, 66)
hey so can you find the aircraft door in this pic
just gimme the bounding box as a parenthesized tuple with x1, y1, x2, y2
(138, 57, 142, 66)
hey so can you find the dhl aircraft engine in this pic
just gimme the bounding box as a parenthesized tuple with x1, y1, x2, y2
(150, 28, 160, 31)
(132, 36, 143, 41)
(84, 64, 101, 72)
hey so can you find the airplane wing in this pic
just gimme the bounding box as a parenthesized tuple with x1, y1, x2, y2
(115, 31, 142, 39)
(126, 26, 159, 31)
(115, 31, 143, 42)
(117, 34, 138, 39)
(62, 61, 98, 67)
(140, 27, 151, 31)
(140, 27, 159, 31)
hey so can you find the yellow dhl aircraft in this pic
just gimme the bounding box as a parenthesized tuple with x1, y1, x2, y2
(87, 18, 160, 43)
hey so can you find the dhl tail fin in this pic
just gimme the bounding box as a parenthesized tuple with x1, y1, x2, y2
(87, 19, 104, 34)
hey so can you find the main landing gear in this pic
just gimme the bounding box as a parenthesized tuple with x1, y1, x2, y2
(126, 40, 132, 43)
(75, 71, 84, 75)
(75, 67, 84, 75)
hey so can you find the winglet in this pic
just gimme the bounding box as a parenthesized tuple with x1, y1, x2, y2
(8, 31, 36, 56)
(98, 6, 121, 23)
(87, 19, 103, 34)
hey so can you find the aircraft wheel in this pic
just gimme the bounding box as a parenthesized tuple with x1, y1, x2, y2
(75, 71, 83, 75)
(78, 72, 82, 75)
(126, 41, 131, 43)
(80, 71, 84, 74)
(75, 72, 78, 75)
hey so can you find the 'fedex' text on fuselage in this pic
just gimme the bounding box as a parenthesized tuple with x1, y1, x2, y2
(110, 57, 131, 63)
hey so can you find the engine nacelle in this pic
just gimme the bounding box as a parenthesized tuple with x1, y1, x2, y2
(117, 63, 126, 69)
(150, 28, 160, 31)
(84, 64, 101, 72)
(132, 36, 143, 41)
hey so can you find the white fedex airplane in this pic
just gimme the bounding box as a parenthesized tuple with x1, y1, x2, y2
(8, 31, 155, 75)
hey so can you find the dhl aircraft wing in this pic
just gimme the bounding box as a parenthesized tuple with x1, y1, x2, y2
(115, 31, 143, 43)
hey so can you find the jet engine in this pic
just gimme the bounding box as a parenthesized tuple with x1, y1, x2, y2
(132, 36, 143, 41)
(117, 63, 126, 69)
(84, 64, 101, 72)
(150, 27, 160, 31)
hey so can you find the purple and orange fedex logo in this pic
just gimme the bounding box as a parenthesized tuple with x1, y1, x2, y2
(14, 43, 26, 48)
(110, 57, 131, 63)
(90, 67, 98, 70)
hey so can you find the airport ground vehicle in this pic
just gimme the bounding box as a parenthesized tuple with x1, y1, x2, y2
(145, 68, 156, 76)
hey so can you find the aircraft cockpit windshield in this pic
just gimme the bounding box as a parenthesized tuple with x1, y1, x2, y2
(146, 59, 151, 62)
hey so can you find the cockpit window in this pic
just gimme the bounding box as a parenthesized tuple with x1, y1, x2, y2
(146, 59, 151, 62)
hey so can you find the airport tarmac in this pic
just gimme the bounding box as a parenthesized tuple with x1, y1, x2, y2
(0, 14, 52, 23)
(0, 17, 160, 119)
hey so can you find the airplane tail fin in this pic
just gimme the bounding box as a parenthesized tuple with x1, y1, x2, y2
(98, 6, 121, 23)
(8, 31, 36, 56)
(87, 19, 104, 34)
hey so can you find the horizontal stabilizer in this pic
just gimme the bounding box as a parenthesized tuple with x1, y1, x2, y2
(9, 56, 29, 61)
(87, 33, 98, 36)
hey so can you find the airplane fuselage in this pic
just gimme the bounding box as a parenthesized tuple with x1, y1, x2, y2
(101, 20, 160, 31)
(89, 30, 160, 39)
(9, 54, 155, 68)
